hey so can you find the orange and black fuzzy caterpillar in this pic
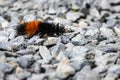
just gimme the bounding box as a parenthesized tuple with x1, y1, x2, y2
(16, 20, 71, 37)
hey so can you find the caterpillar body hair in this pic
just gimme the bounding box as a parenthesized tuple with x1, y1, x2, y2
(16, 20, 71, 37)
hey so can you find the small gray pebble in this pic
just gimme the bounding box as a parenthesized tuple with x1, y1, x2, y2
(16, 70, 31, 80)
(0, 71, 4, 80)
(73, 65, 100, 80)
(39, 46, 52, 60)
(0, 42, 12, 51)
(6, 74, 19, 80)
(16, 49, 35, 55)
(0, 62, 13, 73)
(17, 55, 34, 68)
(108, 65, 120, 75)
(50, 43, 65, 57)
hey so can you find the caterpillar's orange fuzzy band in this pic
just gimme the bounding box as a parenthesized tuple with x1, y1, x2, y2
(25, 20, 40, 36)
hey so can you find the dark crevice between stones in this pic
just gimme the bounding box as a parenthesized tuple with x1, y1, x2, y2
(105, 48, 118, 53)
(40, 67, 46, 73)
(106, 40, 116, 44)
(46, 44, 56, 49)
(112, 27, 118, 36)
(115, 56, 120, 64)
(82, 41, 91, 46)
(81, 3, 91, 19)
(4, 51, 18, 58)
(70, 32, 80, 41)
(3, 14, 11, 22)
(98, 8, 111, 14)
(96, 35, 107, 45)
(73, 17, 81, 23)
(21, 78, 27, 80)
(4, 68, 15, 80)
(99, 13, 109, 23)
(117, 75, 120, 80)
(48, 57, 59, 65)
(110, 2, 120, 6)
(63, 74, 74, 80)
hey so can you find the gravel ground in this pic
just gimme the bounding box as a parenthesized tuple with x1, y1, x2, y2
(0, 0, 120, 80)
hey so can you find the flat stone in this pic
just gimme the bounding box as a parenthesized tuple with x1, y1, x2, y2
(41, 64, 56, 73)
(0, 42, 12, 51)
(39, 46, 52, 60)
(70, 61, 84, 71)
(6, 74, 19, 80)
(73, 65, 100, 80)
(57, 6, 68, 13)
(0, 52, 6, 62)
(113, 26, 120, 37)
(4, 51, 17, 57)
(93, 65, 108, 73)
(21, 1, 33, 9)
(108, 65, 120, 75)
(103, 73, 118, 80)
(17, 55, 34, 68)
(112, 6, 120, 12)
(66, 11, 82, 21)
(48, 6, 57, 15)
(116, 59, 120, 64)
(16, 49, 36, 55)
(68, 46, 89, 59)
(0, 71, 4, 80)
(0, 31, 9, 42)
(106, 19, 117, 28)
(0, 16, 9, 28)
(0, 62, 13, 73)
(56, 51, 69, 61)
(33, 63, 41, 73)
(47, 72, 60, 80)
(71, 34, 88, 46)
(23, 14, 36, 22)
(15, 67, 31, 80)
(85, 29, 99, 40)
(32, 0, 47, 3)
(56, 61, 75, 79)
(27, 45, 39, 51)
(89, 8, 100, 18)
(50, 43, 65, 57)
(9, 16, 19, 27)
(27, 36, 44, 45)
(10, 1, 22, 11)
(71, 0, 84, 10)
(100, 0, 111, 10)
(43, 37, 59, 46)
(60, 35, 70, 44)
(27, 74, 47, 80)
(79, 20, 88, 28)
(7, 28, 16, 40)
(54, 17, 71, 25)
(100, 27, 116, 38)
(71, 2, 80, 10)
(10, 36, 24, 49)
(33, 52, 41, 61)
(95, 53, 119, 66)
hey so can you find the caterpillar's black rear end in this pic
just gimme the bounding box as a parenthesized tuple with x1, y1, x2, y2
(38, 22, 65, 36)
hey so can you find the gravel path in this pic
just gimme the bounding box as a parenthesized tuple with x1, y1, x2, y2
(0, 0, 120, 80)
